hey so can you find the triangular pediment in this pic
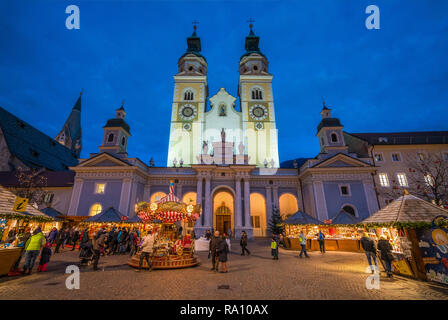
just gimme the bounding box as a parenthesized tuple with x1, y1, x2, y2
(76, 152, 131, 168)
(313, 153, 372, 168)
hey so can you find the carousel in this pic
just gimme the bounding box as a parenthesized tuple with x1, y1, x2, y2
(128, 181, 202, 270)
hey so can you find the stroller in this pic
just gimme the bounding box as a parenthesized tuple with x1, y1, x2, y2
(79, 242, 94, 266)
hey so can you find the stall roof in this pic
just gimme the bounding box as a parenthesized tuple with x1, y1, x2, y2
(283, 211, 323, 225)
(0, 185, 52, 219)
(362, 193, 448, 224)
(331, 210, 362, 225)
(40, 207, 65, 220)
(85, 206, 127, 223)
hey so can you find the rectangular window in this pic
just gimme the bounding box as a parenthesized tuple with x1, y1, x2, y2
(397, 173, 408, 187)
(391, 153, 401, 162)
(374, 154, 383, 162)
(339, 185, 351, 196)
(44, 193, 54, 204)
(417, 153, 425, 161)
(378, 173, 390, 187)
(95, 183, 106, 194)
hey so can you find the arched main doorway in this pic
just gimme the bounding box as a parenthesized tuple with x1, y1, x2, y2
(181, 192, 197, 236)
(212, 188, 234, 236)
(250, 193, 267, 237)
(279, 193, 299, 220)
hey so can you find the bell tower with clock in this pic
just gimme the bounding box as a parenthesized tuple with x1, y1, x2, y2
(238, 24, 280, 168)
(167, 25, 208, 167)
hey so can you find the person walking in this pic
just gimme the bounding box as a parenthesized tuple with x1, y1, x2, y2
(240, 230, 250, 256)
(80, 228, 90, 250)
(377, 235, 395, 278)
(71, 228, 79, 251)
(299, 231, 309, 258)
(129, 230, 139, 256)
(360, 232, 378, 274)
(209, 231, 221, 271)
(37, 242, 52, 272)
(54, 228, 65, 254)
(23, 227, 46, 275)
(318, 230, 325, 253)
(218, 234, 229, 273)
(92, 231, 106, 271)
(136, 231, 155, 272)
(47, 227, 58, 246)
(271, 234, 279, 260)
(205, 229, 212, 240)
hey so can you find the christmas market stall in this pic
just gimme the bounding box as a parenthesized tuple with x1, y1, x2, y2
(129, 181, 201, 269)
(361, 191, 448, 284)
(84, 207, 149, 236)
(0, 186, 54, 276)
(283, 211, 323, 250)
(283, 210, 363, 252)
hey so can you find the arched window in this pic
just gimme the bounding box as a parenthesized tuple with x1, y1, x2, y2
(251, 88, 263, 100)
(184, 90, 194, 101)
(279, 193, 299, 220)
(331, 133, 338, 143)
(89, 203, 102, 216)
(342, 205, 356, 216)
(107, 133, 114, 142)
(121, 137, 126, 146)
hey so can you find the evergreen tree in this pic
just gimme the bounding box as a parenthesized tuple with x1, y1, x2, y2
(269, 206, 284, 235)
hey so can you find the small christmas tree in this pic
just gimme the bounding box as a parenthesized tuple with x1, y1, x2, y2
(269, 206, 284, 235)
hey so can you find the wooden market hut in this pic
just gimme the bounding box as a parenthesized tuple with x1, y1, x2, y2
(361, 191, 448, 281)
(283, 211, 323, 249)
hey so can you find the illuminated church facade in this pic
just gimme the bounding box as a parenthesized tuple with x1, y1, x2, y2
(4, 26, 446, 240)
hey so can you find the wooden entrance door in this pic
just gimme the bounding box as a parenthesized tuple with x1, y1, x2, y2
(215, 202, 232, 235)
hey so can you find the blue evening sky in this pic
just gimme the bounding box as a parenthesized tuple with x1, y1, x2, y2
(0, 0, 447, 166)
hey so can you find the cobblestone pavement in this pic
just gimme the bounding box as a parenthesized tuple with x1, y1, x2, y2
(0, 239, 447, 300)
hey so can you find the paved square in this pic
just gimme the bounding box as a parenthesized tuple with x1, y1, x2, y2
(0, 239, 447, 300)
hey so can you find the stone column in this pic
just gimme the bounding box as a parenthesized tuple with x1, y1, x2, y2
(363, 179, 379, 216)
(176, 183, 183, 200)
(243, 177, 253, 239)
(68, 178, 84, 216)
(204, 176, 212, 228)
(194, 176, 204, 235)
(312, 180, 328, 221)
(272, 186, 279, 210)
(234, 176, 243, 238)
(265, 186, 273, 234)
(119, 178, 133, 215)
(296, 186, 302, 212)
(143, 184, 151, 202)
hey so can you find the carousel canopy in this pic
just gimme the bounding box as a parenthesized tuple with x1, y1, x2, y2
(0, 185, 53, 221)
(331, 210, 361, 225)
(283, 211, 323, 225)
(362, 193, 448, 224)
(86, 206, 127, 223)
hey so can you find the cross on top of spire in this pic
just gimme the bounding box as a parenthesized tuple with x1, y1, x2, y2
(192, 20, 199, 32)
(247, 18, 255, 30)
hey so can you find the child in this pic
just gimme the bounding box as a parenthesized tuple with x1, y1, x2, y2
(37, 242, 52, 272)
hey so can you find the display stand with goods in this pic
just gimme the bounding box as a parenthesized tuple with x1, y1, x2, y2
(128, 181, 201, 270)
(361, 190, 448, 283)
(282, 211, 363, 252)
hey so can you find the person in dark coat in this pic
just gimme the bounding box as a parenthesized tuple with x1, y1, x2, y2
(271, 234, 280, 260)
(37, 242, 52, 272)
(240, 231, 250, 256)
(79, 228, 90, 250)
(209, 231, 221, 271)
(47, 227, 58, 245)
(377, 235, 395, 278)
(360, 232, 378, 274)
(71, 228, 79, 251)
(54, 228, 65, 253)
(218, 234, 229, 273)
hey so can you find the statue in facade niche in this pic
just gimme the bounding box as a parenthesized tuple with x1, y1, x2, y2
(238, 141, 245, 155)
(221, 128, 226, 142)
(202, 141, 208, 154)
(149, 157, 155, 167)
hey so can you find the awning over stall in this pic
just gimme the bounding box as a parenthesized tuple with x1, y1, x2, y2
(86, 206, 127, 223)
(283, 211, 323, 225)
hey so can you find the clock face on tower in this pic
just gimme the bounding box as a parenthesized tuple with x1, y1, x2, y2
(249, 104, 268, 121)
(178, 104, 197, 121)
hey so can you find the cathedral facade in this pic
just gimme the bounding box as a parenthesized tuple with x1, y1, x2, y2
(1, 27, 447, 240)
